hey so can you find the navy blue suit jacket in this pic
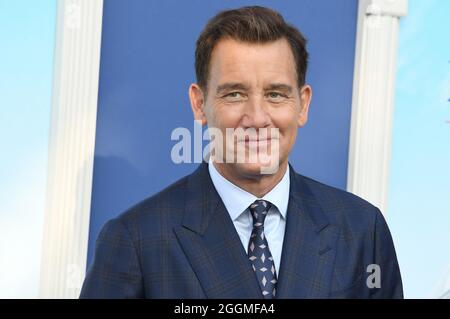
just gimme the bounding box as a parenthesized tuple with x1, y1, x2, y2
(80, 163, 403, 298)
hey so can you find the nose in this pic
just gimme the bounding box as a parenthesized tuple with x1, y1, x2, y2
(241, 96, 271, 129)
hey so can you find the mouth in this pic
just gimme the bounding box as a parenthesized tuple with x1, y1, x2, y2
(241, 136, 276, 143)
(239, 137, 276, 149)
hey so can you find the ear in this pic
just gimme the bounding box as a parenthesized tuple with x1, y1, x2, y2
(189, 83, 208, 126)
(297, 84, 312, 127)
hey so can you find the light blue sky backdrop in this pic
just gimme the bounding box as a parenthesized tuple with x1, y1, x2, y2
(388, 0, 450, 299)
(0, 0, 56, 298)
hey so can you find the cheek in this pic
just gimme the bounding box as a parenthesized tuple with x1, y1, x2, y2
(272, 113, 299, 149)
(272, 109, 299, 134)
(209, 105, 243, 129)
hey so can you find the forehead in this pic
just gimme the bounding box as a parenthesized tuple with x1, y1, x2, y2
(208, 38, 297, 86)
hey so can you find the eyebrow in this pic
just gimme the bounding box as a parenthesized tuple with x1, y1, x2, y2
(264, 83, 293, 94)
(216, 82, 249, 94)
(215, 82, 294, 95)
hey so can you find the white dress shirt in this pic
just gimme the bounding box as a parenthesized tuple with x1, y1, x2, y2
(208, 161, 289, 274)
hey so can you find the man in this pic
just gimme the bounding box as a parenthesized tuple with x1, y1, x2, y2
(80, 6, 403, 299)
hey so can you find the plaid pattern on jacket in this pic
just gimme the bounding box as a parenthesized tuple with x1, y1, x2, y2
(80, 162, 403, 298)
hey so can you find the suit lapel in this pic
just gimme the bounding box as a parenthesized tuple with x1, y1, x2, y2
(276, 165, 339, 298)
(174, 162, 339, 298)
(173, 163, 262, 299)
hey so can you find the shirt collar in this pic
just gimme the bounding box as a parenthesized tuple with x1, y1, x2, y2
(208, 160, 290, 221)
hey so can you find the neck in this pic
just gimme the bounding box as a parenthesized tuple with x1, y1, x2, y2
(212, 161, 288, 198)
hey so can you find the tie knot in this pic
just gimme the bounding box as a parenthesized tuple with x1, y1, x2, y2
(249, 200, 271, 226)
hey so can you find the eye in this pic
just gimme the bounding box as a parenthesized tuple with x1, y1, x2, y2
(225, 92, 242, 98)
(269, 92, 280, 98)
(266, 92, 287, 101)
(223, 92, 245, 101)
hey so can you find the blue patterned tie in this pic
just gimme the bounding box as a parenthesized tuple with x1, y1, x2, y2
(248, 200, 277, 298)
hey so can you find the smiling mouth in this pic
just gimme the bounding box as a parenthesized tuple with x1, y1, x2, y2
(241, 136, 278, 142)
(238, 138, 276, 149)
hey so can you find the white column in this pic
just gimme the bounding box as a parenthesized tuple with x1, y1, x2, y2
(347, 0, 408, 214)
(39, 0, 103, 299)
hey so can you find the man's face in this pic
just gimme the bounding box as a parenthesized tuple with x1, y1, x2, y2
(190, 38, 311, 178)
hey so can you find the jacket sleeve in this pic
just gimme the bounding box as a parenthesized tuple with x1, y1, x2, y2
(79, 217, 144, 298)
(369, 208, 403, 299)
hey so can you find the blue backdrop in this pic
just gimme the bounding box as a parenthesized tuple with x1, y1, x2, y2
(88, 0, 358, 265)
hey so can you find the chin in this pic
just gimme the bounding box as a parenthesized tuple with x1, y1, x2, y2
(234, 161, 281, 177)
